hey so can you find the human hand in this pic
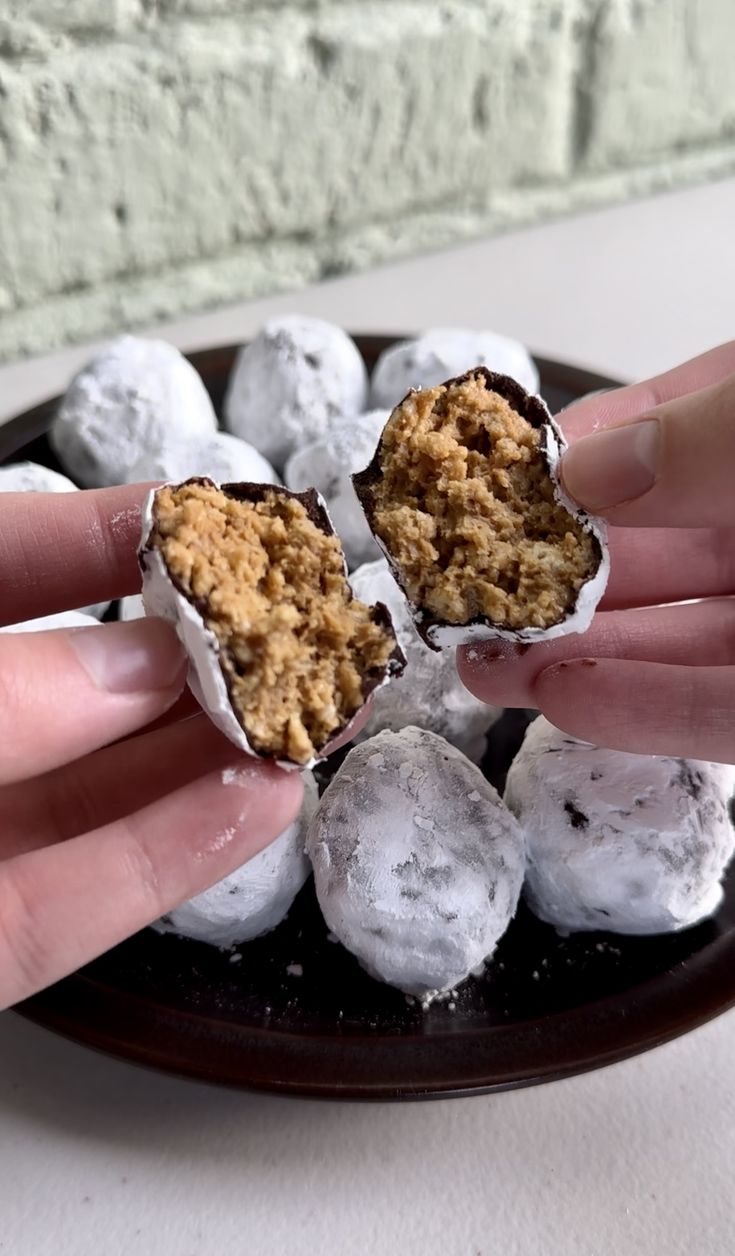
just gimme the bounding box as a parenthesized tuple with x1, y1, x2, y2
(0, 483, 304, 1010)
(458, 341, 735, 764)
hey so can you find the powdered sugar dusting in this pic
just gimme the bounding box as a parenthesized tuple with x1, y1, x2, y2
(51, 336, 217, 488)
(220, 763, 269, 789)
(109, 506, 142, 535)
(505, 716, 735, 935)
(369, 328, 539, 409)
(307, 727, 525, 997)
(197, 825, 238, 859)
(284, 410, 388, 569)
(224, 316, 368, 470)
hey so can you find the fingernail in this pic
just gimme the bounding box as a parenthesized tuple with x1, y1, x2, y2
(69, 619, 185, 694)
(561, 418, 660, 511)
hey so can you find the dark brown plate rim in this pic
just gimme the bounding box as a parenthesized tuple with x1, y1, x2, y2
(16, 934, 735, 1101)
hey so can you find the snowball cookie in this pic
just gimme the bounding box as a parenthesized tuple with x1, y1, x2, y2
(125, 431, 278, 487)
(350, 559, 501, 762)
(354, 369, 609, 649)
(223, 316, 369, 469)
(307, 727, 526, 997)
(284, 410, 388, 569)
(0, 461, 78, 494)
(504, 717, 735, 936)
(0, 461, 110, 619)
(154, 772, 319, 948)
(51, 336, 217, 489)
(1, 610, 98, 634)
(370, 327, 539, 409)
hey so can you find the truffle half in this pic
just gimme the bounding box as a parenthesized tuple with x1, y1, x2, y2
(353, 369, 609, 649)
(139, 478, 405, 769)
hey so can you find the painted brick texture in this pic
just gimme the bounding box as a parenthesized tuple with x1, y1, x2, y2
(1, 0, 733, 358)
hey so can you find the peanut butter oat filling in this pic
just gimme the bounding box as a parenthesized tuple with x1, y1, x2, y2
(364, 373, 600, 631)
(151, 482, 396, 764)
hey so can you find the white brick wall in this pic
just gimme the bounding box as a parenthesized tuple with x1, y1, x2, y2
(1, 0, 734, 359)
(4, 0, 143, 36)
(582, 0, 735, 168)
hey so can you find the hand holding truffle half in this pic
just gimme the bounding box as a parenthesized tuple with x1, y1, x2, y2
(0, 484, 306, 1010)
(458, 342, 735, 765)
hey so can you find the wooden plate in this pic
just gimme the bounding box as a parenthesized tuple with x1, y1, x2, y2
(5, 337, 735, 1100)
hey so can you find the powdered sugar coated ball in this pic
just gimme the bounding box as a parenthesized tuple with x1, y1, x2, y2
(307, 727, 525, 997)
(1, 610, 99, 634)
(0, 461, 78, 494)
(51, 336, 217, 488)
(350, 559, 501, 761)
(125, 431, 278, 487)
(370, 328, 539, 409)
(0, 461, 110, 619)
(154, 772, 319, 948)
(284, 410, 387, 568)
(223, 316, 368, 469)
(504, 716, 735, 936)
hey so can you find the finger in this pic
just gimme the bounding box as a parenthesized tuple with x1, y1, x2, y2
(600, 525, 735, 610)
(0, 483, 156, 627)
(0, 759, 303, 1009)
(458, 599, 735, 709)
(0, 672, 359, 856)
(0, 713, 240, 855)
(560, 374, 735, 528)
(128, 684, 201, 737)
(0, 619, 186, 786)
(560, 340, 735, 441)
(532, 658, 735, 763)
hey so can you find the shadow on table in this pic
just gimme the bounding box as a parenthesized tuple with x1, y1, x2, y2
(0, 1010, 467, 1156)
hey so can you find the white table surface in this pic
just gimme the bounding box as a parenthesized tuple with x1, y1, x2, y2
(1, 178, 734, 1256)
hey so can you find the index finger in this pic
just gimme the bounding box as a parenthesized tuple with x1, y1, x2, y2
(0, 483, 155, 627)
(560, 340, 735, 441)
(0, 756, 303, 1009)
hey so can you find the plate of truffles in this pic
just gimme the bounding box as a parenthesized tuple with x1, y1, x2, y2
(3, 320, 735, 1100)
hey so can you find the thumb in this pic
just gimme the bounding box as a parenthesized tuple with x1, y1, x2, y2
(559, 372, 735, 528)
